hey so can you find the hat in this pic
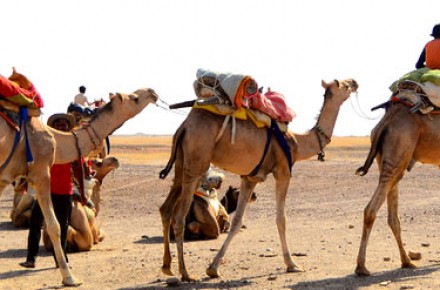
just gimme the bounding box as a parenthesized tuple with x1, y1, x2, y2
(431, 24, 440, 37)
(47, 113, 76, 129)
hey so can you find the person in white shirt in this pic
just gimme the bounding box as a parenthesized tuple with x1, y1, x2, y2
(73, 85, 90, 107)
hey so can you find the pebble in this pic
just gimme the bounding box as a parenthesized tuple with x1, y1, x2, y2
(408, 251, 422, 260)
(165, 277, 181, 286)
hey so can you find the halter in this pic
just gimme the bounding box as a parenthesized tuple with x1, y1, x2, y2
(314, 125, 331, 162)
(82, 123, 102, 150)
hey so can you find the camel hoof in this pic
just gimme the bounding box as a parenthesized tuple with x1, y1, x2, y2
(161, 266, 174, 276)
(181, 274, 199, 282)
(402, 262, 417, 269)
(206, 266, 220, 278)
(62, 276, 82, 286)
(355, 265, 371, 276)
(286, 265, 304, 273)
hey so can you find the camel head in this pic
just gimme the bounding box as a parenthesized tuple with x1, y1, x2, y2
(107, 88, 159, 119)
(92, 156, 120, 184)
(321, 78, 358, 104)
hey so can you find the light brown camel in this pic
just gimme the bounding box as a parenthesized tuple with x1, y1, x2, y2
(354, 99, 440, 276)
(159, 78, 358, 281)
(0, 88, 157, 286)
(43, 156, 120, 252)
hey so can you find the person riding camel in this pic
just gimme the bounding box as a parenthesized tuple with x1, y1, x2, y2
(416, 24, 440, 69)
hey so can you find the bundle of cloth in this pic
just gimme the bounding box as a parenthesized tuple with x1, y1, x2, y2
(0, 67, 43, 109)
(390, 68, 440, 108)
(195, 68, 296, 123)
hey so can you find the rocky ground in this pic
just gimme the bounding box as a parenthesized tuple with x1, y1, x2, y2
(1, 139, 440, 289)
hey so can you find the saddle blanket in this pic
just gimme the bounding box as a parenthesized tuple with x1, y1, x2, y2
(193, 103, 288, 132)
(0, 71, 43, 109)
(196, 68, 295, 123)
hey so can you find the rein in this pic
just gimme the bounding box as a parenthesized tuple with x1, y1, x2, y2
(314, 125, 331, 162)
(83, 124, 102, 149)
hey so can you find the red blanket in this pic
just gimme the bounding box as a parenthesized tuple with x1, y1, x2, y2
(0, 68, 43, 109)
(248, 89, 296, 122)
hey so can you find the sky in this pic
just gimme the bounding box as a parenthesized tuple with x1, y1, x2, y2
(1, 0, 439, 136)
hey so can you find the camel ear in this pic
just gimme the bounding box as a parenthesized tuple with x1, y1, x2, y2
(128, 93, 138, 100)
(109, 93, 123, 101)
(321, 80, 328, 89)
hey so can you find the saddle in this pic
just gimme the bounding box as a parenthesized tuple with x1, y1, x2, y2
(389, 68, 440, 114)
(193, 69, 294, 132)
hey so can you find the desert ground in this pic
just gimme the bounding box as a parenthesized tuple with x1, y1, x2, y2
(1, 135, 440, 290)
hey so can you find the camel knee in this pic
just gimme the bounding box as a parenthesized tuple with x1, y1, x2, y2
(363, 208, 376, 227)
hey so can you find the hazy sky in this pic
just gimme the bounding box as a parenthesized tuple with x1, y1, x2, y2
(2, 0, 439, 136)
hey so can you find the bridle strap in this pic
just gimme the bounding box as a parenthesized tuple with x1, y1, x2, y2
(72, 131, 82, 160)
(314, 126, 331, 162)
(84, 124, 102, 149)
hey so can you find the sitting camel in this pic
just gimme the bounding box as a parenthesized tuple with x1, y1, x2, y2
(43, 156, 120, 252)
(354, 82, 440, 276)
(0, 67, 158, 286)
(10, 176, 34, 228)
(159, 77, 358, 281)
(178, 170, 257, 240)
(220, 185, 257, 215)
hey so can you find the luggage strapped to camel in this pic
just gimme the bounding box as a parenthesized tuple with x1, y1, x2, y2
(0, 68, 44, 170)
(375, 68, 440, 114)
(170, 68, 296, 175)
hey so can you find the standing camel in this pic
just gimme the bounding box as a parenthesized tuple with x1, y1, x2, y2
(354, 99, 440, 276)
(159, 78, 358, 281)
(0, 88, 158, 286)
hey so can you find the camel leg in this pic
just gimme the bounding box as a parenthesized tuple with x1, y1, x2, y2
(173, 177, 202, 282)
(355, 180, 389, 276)
(355, 156, 408, 276)
(387, 184, 415, 269)
(160, 145, 184, 277)
(34, 181, 81, 286)
(275, 178, 303, 273)
(160, 182, 181, 276)
(206, 179, 256, 278)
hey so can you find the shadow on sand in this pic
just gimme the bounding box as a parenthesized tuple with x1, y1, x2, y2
(116, 264, 440, 290)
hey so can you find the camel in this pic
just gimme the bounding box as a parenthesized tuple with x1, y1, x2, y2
(159, 78, 358, 281)
(0, 86, 158, 286)
(220, 185, 257, 215)
(354, 97, 440, 276)
(10, 176, 34, 228)
(42, 156, 120, 252)
(180, 177, 257, 240)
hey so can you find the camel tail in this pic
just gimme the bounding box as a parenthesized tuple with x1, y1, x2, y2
(159, 124, 186, 179)
(355, 121, 387, 176)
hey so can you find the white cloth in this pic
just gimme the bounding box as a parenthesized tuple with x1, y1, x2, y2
(74, 93, 89, 106)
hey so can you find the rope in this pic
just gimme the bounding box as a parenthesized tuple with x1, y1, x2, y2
(349, 92, 383, 120)
(155, 98, 188, 116)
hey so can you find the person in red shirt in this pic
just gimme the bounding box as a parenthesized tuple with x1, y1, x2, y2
(416, 24, 440, 69)
(19, 113, 78, 268)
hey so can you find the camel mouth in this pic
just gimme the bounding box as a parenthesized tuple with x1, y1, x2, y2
(346, 79, 359, 93)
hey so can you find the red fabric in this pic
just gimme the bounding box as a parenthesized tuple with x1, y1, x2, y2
(50, 163, 73, 195)
(0, 75, 44, 108)
(426, 39, 440, 69)
(249, 89, 296, 122)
